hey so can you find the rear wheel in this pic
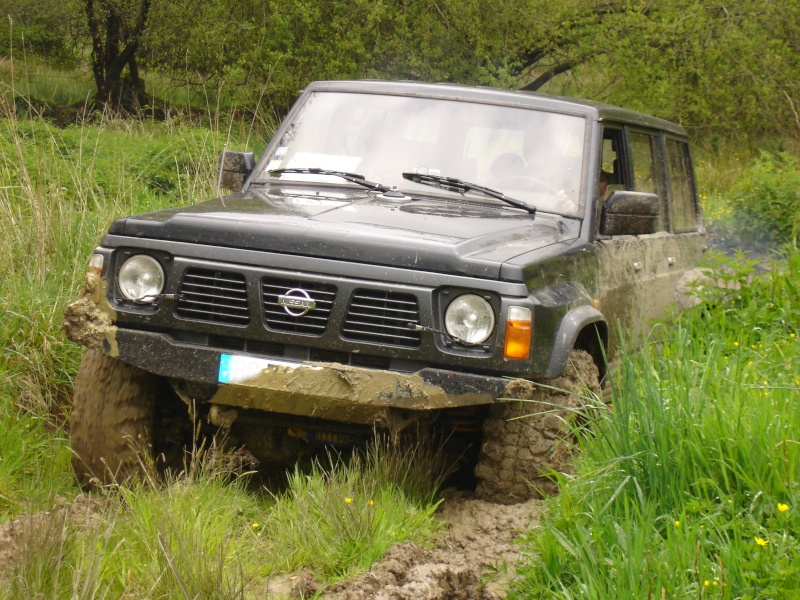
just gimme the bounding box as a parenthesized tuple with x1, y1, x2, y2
(70, 350, 190, 487)
(475, 349, 600, 504)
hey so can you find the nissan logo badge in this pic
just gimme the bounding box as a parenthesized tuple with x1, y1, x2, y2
(278, 288, 316, 317)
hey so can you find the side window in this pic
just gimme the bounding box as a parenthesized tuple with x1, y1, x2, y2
(628, 132, 658, 194)
(666, 139, 699, 233)
(628, 130, 667, 230)
(600, 128, 625, 200)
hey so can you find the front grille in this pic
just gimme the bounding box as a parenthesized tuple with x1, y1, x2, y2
(342, 289, 421, 347)
(175, 269, 250, 325)
(262, 278, 336, 335)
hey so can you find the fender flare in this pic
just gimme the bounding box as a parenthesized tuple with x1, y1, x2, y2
(544, 305, 606, 378)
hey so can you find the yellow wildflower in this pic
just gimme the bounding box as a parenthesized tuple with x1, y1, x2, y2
(345, 497, 353, 504)
(368, 499, 374, 506)
(791, 333, 796, 339)
(251, 523, 260, 530)
(755, 537, 769, 547)
(778, 503, 789, 512)
(674, 520, 681, 527)
(733, 342, 739, 347)
(704, 581, 710, 587)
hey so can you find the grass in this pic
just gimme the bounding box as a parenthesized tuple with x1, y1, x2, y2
(511, 246, 800, 598)
(0, 101, 257, 517)
(262, 440, 446, 580)
(0, 57, 95, 107)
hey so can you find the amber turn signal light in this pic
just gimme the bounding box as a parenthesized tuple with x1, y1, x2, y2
(504, 306, 532, 360)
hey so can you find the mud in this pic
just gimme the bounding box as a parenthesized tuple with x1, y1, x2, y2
(211, 361, 452, 429)
(0, 495, 105, 585)
(62, 270, 117, 354)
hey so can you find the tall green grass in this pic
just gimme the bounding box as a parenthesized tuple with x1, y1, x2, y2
(0, 107, 249, 517)
(512, 248, 800, 598)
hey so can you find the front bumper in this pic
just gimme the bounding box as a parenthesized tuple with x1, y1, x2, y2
(112, 328, 508, 428)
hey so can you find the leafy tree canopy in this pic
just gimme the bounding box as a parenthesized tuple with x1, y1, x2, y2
(1, 0, 798, 139)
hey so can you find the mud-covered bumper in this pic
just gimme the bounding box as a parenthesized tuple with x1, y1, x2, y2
(111, 328, 509, 427)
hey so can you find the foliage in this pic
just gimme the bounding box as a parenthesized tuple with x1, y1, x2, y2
(3, 0, 800, 140)
(512, 248, 800, 598)
(0, 0, 79, 66)
(726, 152, 800, 247)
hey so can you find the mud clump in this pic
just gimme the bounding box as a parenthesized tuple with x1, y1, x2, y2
(62, 270, 115, 351)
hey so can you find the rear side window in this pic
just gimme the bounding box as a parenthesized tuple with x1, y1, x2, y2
(628, 132, 658, 194)
(666, 139, 699, 232)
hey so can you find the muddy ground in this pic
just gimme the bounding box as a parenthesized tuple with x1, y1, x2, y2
(0, 489, 543, 599)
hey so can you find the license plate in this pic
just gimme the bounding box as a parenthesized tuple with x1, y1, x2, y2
(218, 354, 320, 383)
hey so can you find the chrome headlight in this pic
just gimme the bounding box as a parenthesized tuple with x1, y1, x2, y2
(444, 294, 495, 344)
(118, 255, 165, 303)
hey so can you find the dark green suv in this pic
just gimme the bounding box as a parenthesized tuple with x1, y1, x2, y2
(64, 80, 705, 502)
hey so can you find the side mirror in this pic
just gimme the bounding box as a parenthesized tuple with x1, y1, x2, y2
(600, 191, 659, 236)
(217, 151, 255, 193)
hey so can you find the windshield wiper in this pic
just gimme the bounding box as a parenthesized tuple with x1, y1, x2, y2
(268, 168, 392, 193)
(401, 172, 536, 215)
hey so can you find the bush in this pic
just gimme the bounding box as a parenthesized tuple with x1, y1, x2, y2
(728, 152, 800, 247)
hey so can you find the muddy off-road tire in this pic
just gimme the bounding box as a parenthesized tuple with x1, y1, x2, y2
(475, 349, 600, 504)
(70, 350, 188, 488)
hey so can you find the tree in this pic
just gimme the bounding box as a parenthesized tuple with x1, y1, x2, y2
(84, 0, 152, 113)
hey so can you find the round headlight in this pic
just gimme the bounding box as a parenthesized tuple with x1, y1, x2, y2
(118, 255, 165, 303)
(444, 294, 495, 344)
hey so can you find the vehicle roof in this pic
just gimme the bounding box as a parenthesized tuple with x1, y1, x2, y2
(305, 80, 687, 137)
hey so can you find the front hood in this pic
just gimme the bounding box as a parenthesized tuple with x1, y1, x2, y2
(109, 186, 578, 279)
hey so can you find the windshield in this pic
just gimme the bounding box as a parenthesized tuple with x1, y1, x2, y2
(257, 91, 587, 216)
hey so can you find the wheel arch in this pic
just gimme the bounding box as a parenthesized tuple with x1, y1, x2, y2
(544, 305, 608, 379)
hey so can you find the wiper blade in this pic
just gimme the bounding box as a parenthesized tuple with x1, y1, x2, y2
(401, 172, 536, 215)
(268, 168, 391, 193)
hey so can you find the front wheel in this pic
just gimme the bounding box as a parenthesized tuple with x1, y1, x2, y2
(70, 350, 188, 488)
(474, 349, 600, 504)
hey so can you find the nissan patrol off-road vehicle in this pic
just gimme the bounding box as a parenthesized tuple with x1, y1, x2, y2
(64, 80, 705, 502)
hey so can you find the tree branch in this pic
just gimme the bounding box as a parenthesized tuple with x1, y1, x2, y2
(519, 61, 577, 92)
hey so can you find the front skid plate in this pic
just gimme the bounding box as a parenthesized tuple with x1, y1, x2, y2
(113, 329, 508, 426)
